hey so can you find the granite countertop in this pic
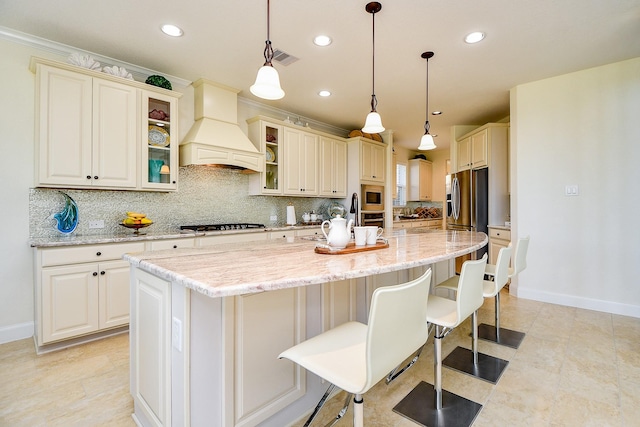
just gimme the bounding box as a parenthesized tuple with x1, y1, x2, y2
(124, 229, 487, 299)
(29, 224, 323, 248)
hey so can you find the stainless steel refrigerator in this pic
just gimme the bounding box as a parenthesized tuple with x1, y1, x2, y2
(447, 168, 489, 262)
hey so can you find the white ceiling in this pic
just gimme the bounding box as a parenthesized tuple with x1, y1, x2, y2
(1, 0, 639, 150)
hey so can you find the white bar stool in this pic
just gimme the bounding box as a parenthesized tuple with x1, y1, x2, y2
(433, 248, 511, 384)
(279, 269, 432, 427)
(393, 256, 487, 427)
(480, 236, 529, 348)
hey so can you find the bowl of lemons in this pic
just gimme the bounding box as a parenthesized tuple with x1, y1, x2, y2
(121, 212, 153, 234)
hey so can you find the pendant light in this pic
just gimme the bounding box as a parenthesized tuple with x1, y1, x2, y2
(418, 51, 436, 150)
(362, 2, 384, 134)
(250, 0, 285, 100)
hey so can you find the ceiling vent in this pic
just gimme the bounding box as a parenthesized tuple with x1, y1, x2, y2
(273, 49, 299, 66)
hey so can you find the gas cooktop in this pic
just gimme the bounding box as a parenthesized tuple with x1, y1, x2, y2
(180, 223, 265, 232)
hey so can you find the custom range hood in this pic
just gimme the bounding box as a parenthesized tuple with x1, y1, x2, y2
(179, 79, 264, 171)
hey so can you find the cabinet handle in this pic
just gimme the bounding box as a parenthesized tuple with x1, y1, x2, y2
(93, 272, 98, 276)
(96, 251, 102, 256)
(172, 180, 176, 184)
(86, 175, 91, 180)
(94, 176, 99, 180)
(100, 271, 105, 275)
(173, 245, 178, 249)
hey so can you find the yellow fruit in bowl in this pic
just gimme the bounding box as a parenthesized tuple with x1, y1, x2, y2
(126, 211, 146, 219)
(123, 217, 136, 225)
(140, 218, 153, 225)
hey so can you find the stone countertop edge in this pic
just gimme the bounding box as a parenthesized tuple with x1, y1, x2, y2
(393, 217, 443, 223)
(29, 224, 323, 248)
(124, 230, 488, 299)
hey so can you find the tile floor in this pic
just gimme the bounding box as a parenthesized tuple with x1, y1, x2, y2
(1, 290, 639, 426)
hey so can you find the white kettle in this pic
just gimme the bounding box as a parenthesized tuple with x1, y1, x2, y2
(321, 214, 354, 249)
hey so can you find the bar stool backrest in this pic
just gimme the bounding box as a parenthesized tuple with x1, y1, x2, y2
(364, 268, 432, 392)
(488, 246, 512, 297)
(512, 236, 530, 277)
(455, 255, 488, 325)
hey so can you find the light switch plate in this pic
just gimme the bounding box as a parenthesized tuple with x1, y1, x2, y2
(88, 220, 105, 229)
(172, 317, 182, 352)
(270, 215, 277, 221)
(565, 185, 579, 196)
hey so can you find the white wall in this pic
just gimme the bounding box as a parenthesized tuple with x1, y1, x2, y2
(511, 57, 640, 317)
(0, 39, 38, 341)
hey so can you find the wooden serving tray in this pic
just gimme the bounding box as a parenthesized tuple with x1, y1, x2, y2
(314, 241, 389, 255)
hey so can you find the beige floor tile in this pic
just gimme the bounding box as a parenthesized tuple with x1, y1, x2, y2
(549, 391, 622, 427)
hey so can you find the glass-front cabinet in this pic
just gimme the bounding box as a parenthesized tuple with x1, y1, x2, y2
(248, 118, 283, 195)
(142, 91, 179, 190)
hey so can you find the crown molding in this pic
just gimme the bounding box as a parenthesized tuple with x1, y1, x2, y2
(0, 26, 191, 87)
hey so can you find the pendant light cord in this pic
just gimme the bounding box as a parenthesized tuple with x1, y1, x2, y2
(424, 55, 430, 133)
(263, 0, 274, 66)
(370, 8, 377, 112)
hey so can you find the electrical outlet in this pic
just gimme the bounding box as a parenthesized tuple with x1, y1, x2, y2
(270, 215, 277, 221)
(88, 220, 105, 229)
(172, 317, 182, 352)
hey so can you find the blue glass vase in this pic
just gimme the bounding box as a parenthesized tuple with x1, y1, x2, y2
(53, 192, 79, 234)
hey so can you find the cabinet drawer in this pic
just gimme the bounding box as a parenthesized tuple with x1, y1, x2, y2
(148, 238, 195, 251)
(40, 242, 146, 267)
(393, 222, 411, 229)
(197, 232, 268, 247)
(295, 228, 322, 237)
(489, 228, 511, 241)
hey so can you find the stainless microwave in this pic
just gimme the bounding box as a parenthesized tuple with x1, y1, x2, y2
(361, 184, 384, 211)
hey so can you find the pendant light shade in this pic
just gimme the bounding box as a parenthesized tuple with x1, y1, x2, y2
(250, 0, 285, 100)
(362, 2, 384, 134)
(418, 51, 436, 150)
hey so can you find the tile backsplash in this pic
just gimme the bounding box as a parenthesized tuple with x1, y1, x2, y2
(30, 166, 332, 239)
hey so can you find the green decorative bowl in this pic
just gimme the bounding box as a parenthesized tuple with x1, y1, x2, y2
(145, 75, 172, 90)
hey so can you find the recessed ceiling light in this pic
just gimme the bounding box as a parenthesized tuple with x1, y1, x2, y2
(464, 31, 485, 44)
(313, 35, 332, 46)
(161, 24, 184, 37)
(432, 111, 442, 115)
(318, 90, 331, 97)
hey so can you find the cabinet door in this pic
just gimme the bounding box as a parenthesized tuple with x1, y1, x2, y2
(361, 141, 385, 183)
(319, 137, 347, 197)
(420, 160, 433, 200)
(457, 136, 471, 171)
(142, 91, 179, 190)
(283, 128, 318, 195)
(41, 264, 99, 343)
(92, 79, 138, 188)
(471, 129, 488, 169)
(99, 260, 132, 329)
(36, 64, 93, 187)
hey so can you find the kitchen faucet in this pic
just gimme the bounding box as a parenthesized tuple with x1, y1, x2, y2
(350, 192, 359, 227)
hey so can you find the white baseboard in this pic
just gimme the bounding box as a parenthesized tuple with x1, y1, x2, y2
(0, 321, 34, 344)
(517, 287, 640, 319)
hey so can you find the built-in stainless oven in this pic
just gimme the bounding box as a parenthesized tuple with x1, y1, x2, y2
(361, 184, 384, 211)
(361, 211, 385, 228)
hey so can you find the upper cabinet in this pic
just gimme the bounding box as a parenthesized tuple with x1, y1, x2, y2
(408, 158, 433, 201)
(319, 136, 347, 197)
(247, 116, 347, 198)
(452, 123, 508, 173)
(141, 91, 179, 190)
(247, 118, 283, 195)
(282, 127, 319, 196)
(348, 137, 386, 184)
(31, 57, 181, 191)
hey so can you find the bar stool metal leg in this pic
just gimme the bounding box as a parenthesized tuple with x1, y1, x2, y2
(478, 291, 526, 349)
(434, 325, 443, 410)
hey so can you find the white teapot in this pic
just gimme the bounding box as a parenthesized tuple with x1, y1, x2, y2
(321, 214, 354, 249)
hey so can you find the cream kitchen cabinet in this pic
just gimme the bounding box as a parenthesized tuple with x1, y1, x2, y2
(31, 57, 181, 192)
(282, 127, 319, 196)
(318, 136, 347, 197)
(453, 123, 508, 173)
(148, 238, 195, 251)
(408, 158, 433, 201)
(34, 241, 145, 352)
(142, 91, 180, 190)
(247, 118, 283, 195)
(488, 227, 511, 266)
(359, 138, 386, 184)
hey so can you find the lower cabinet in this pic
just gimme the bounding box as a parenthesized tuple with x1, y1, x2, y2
(488, 227, 511, 265)
(34, 241, 145, 351)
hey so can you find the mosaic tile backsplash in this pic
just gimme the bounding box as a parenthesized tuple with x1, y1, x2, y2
(29, 166, 333, 239)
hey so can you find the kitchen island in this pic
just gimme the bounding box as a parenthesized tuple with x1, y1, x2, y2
(124, 229, 487, 427)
